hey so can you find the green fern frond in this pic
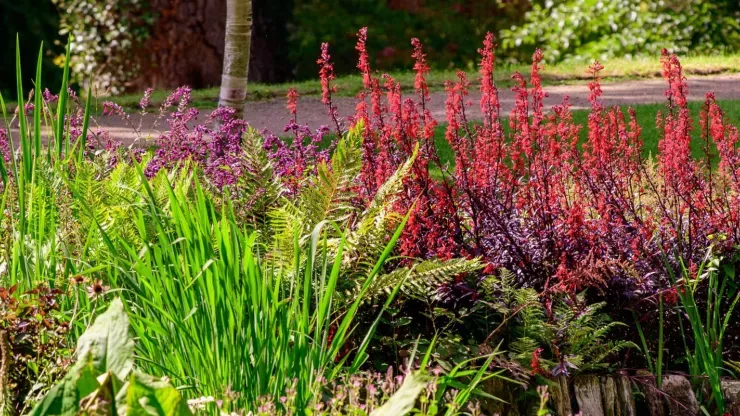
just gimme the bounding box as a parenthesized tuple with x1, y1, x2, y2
(233, 128, 284, 226)
(503, 289, 635, 375)
(345, 142, 419, 276)
(348, 257, 483, 303)
(267, 201, 303, 268)
(267, 122, 365, 269)
(300, 121, 363, 229)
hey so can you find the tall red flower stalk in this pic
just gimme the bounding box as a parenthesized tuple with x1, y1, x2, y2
(286, 87, 299, 125)
(356, 27, 372, 90)
(318, 42, 343, 136)
(353, 27, 381, 201)
(411, 38, 430, 103)
(703, 93, 740, 246)
(306, 30, 740, 309)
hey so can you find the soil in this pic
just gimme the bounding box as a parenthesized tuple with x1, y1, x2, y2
(8, 74, 740, 146)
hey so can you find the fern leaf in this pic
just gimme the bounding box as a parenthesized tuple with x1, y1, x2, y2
(351, 258, 483, 303)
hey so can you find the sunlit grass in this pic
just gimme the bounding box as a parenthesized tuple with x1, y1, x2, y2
(5, 53, 739, 114)
(102, 53, 740, 110)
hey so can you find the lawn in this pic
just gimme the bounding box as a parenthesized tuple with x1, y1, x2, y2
(5, 53, 739, 114)
(108, 53, 740, 110)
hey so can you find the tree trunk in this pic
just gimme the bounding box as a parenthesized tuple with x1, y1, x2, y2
(219, 0, 252, 118)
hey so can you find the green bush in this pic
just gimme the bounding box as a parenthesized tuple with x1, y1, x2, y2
(51, 0, 154, 93)
(500, 0, 740, 64)
(30, 299, 192, 416)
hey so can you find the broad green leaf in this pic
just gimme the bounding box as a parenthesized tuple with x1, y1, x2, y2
(371, 372, 430, 416)
(117, 371, 192, 416)
(76, 298, 134, 380)
(78, 372, 121, 415)
(30, 359, 100, 416)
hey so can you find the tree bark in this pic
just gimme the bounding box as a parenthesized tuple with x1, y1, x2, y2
(219, 0, 252, 118)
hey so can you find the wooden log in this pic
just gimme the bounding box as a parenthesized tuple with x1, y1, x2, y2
(615, 375, 636, 416)
(550, 376, 572, 416)
(574, 375, 605, 416)
(602, 376, 618, 416)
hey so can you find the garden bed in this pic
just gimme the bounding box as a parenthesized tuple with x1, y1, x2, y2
(2, 29, 740, 416)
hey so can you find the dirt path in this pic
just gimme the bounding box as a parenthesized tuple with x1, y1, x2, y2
(9, 74, 740, 145)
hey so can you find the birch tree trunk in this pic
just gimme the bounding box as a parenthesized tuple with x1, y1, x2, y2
(219, 0, 252, 118)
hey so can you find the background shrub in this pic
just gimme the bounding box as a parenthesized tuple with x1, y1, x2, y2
(500, 0, 740, 64)
(3, 0, 740, 93)
(0, 0, 62, 98)
(287, 0, 531, 79)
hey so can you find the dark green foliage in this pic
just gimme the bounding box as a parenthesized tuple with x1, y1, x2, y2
(0, 285, 73, 414)
(0, 0, 62, 97)
(289, 0, 531, 80)
(30, 299, 192, 416)
(484, 270, 636, 376)
(22, 0, 740, 92)
(501, 0, 740, 64)
(52, 0, 154, 92)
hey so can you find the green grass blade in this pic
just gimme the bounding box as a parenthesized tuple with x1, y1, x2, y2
(55, 38, 71, 159)
(657, 293, 664, 388)
(16, 35, 30, 177)
(632, 310, 654, 374)
(314, 224, 344, 346)
(78, 82, 92, 162)
(444, 353, 497, 416)
(34, 42, 42, 160)
(328, 206, 412, 361)
(0, 153, 6, 186)
(348, 267, 410, 374)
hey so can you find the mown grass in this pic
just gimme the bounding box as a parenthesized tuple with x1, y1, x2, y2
(104, 53, 740, 110)
(5, 53, 739, 114)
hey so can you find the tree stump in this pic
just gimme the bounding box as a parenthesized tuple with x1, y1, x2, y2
(481, 377, 519, 416)
(722, 380, 740, 416)
(602, 376, 618, 416)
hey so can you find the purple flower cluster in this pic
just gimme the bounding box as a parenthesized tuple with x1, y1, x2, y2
(139, 88, 153, 112)
(67, 108, 89, 144)
(143, 102, 251, 189)
(144, 107, 206, 178)
(99, 86, 337, 193)
(42, 88, 59, 103)
(160, 86, 191, 114)
(102, 101, 127, 118)
(203, 107, 250, 188)
(0, 129, 11, 165)
(263, 123, 332, 195)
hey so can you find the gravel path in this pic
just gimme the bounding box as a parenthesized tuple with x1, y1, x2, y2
(9, 74, 740, 146)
